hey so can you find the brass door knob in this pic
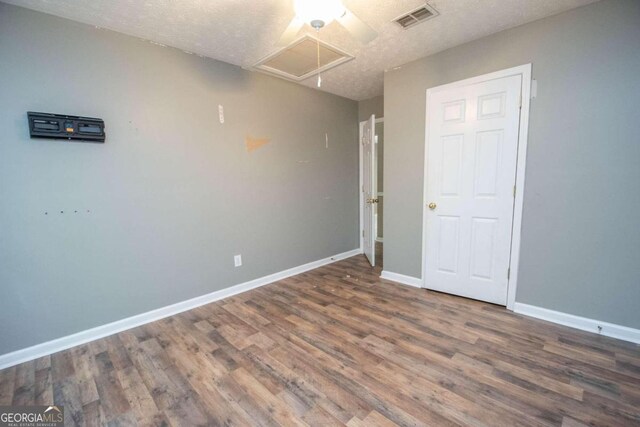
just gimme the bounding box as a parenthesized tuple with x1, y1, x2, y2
(428, 202, 437, 210)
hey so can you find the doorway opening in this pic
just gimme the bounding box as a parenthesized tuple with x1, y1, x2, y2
(359, 116, 384, 270)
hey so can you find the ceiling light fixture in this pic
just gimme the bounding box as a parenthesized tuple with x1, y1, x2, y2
(293, 0, 346, 29)
(278, 0, 377, 46)
(277, 0, 377, 89)
(294, 0, 346, 88)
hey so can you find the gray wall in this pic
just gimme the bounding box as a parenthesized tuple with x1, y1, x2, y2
(358, 96, 384, 122)
(0, 3, 359, 355)
(384, 0, 640, 328)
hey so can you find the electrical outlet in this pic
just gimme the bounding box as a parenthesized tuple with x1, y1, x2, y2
(234, 254, 242, 267)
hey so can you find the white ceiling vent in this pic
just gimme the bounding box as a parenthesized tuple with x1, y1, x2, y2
(393, 3, 439, 29)
(253, 35, 354, 82)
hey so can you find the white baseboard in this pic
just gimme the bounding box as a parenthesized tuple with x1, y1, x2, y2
(380, 270, 423, 288)
(514, 303, 640, 345)
(0, 248, 362, 370)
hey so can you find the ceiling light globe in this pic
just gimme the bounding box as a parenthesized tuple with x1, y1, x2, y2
(294, 0, 346, 26)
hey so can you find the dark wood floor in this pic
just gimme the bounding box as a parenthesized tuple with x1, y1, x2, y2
(1, 254, 639, 426)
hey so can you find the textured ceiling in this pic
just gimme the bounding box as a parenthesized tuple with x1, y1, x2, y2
(4, 0, 598, 100)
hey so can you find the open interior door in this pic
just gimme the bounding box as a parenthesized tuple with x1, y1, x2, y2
(424, 74, 522, 305)
(363, 114, 376, 266)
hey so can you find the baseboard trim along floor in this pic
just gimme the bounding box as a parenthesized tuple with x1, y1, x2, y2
(377, 273, 640, 345)
(380, 270, 423, 288)
(514, 302, 640, 344)
(0, 248, 363, 370)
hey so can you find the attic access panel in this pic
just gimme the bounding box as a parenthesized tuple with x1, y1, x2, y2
(254, 35, 354, 82)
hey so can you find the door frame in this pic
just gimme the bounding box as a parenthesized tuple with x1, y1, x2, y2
(359, 116, 384, 253)
(420, 64, 532, 310)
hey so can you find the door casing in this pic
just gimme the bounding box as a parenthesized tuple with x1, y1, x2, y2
(421, 64, 532, 311)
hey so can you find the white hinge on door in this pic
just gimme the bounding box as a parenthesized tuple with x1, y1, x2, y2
(362, 230, 365, 238)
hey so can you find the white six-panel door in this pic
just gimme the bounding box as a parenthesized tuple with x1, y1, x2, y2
(424, 75, 522, 305)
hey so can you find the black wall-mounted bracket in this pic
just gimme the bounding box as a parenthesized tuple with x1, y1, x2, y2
(28, 112, 105, 143)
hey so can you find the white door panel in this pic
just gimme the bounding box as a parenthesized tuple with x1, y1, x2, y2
(363, 114, 376, 266)
(424, 75, 522, 305)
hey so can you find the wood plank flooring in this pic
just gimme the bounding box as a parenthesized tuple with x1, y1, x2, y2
(1, 253, 639, 426)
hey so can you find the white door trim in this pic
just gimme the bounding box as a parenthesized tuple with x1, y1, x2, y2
(421, 64, 532, 311)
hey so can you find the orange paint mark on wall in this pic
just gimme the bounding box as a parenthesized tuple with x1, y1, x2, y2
(245, 135, 270, 153)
